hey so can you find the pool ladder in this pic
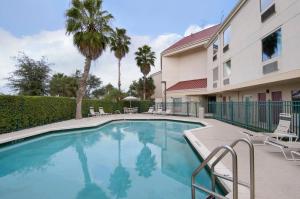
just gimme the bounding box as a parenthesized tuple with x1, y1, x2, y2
(191, 138, 255, 199)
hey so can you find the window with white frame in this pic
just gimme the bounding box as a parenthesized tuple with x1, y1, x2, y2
(223, 60, 231, 78)
(223, 26, 231, 47)
(262, 29, 282, 62)
(212, 39, 219, 61)
(260, 0, 274, 12)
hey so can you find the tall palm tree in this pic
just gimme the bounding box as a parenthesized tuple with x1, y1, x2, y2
(110, 28, 131, 91)
(135, 45, 156, 100)
(66, 0, 113, 119)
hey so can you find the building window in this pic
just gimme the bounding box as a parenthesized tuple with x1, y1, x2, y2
(262, 29, 281, 62)
(223, 60, 231, 78)
(260, 0, 274, 12)
(213, 39, 218, 61)
(223, 26, 231, 52)
(213, 67, 218, 81)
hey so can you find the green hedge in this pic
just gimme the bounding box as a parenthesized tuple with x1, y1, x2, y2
(0, 95, 152, 134)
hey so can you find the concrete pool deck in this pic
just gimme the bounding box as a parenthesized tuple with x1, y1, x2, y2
(0, 114, 299, 199)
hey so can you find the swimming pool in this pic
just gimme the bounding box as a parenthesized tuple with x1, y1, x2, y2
(0, 120, 224, 199)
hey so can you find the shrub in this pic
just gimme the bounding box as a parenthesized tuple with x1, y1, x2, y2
(0, 95, 152, 134)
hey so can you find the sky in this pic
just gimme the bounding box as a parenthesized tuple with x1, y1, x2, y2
(0, 0, 237, 94)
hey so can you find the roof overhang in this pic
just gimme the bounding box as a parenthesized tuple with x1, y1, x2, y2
(162, 39, 209, 57)
(206, 0, 247, 47)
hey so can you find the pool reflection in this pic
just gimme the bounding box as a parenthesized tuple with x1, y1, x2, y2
(0, 120, 213, 199)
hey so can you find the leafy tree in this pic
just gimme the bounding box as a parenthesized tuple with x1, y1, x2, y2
(135, 45, 156, 100)
(72, 70, 102, 97)
(50, 71, 101, 98)
(66, 0, 114, 119)
(103, 87, 125, 102)
(128, 77, 155, 99)
(49, 73, 77, 97)
(8, 53, 51, 96)
(110, 28, 131, 91)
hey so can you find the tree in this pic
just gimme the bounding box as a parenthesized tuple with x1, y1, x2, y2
(91, 83, 117, 99)
(66, 0, 113, 119)
(103, 87, 124, 102)
(110, 28, 131, 91)
(50, 71, 101, 98)
(134, 45, 156, 100)
(72, 70, 102, 97)
(128, 77, 155, 99)
(8, 53, 51, 96)
(49, 73, 78, 97)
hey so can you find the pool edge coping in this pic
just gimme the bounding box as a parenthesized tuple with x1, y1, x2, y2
(184, 126, 250, 199)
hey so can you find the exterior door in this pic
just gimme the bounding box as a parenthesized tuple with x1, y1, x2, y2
(258, 93, 267, 123)
(271, 91, 282, 124)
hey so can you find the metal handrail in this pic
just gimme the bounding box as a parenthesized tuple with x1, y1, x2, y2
(191, 145, 238, 199)
(211, 138, 255, 199)
(191, 138, 255, 199)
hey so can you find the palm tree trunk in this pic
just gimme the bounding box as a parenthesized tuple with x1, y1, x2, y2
(143, 75, 146, 100)
(76, 57, 92, 119)
(118, 58, 121, 91)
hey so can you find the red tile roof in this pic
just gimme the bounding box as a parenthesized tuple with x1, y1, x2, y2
(163, 24, 220, 53)
(166, 79, 207, 91)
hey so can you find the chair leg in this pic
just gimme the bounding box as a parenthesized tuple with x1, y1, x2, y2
(291, 151, 300, 161)
(264, 139, 294, 161)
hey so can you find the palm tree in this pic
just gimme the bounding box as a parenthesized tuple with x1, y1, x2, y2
(135, 45, 156, 100)
(110, 28, 131, 91)
(66, 0, 113, 119)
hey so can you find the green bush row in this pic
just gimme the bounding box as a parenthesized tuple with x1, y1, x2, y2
(0, 95, 152, 134)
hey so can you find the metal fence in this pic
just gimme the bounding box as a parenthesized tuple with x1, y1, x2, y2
(155, 102, 202, 117)
(208, 101, 300, 138)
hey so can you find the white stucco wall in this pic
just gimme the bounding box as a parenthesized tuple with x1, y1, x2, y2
(207, 0, 300, 92)
(162, 47, 207, 89)
(150, 71, 162, 100)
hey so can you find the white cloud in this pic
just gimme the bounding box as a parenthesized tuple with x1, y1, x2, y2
(184, 24, 216, 36)
(0, 23, 214, 94)
(0, 28, 181, 94)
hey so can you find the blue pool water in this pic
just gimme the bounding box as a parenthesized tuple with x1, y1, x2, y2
(0, 120, 222, 199)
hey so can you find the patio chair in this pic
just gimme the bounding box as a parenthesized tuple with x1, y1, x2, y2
(123, 107, 128, 114)
(264, 138, 300, 161)
(144, 106, 154, 114)
(99, 107, 110, 115)
(153, 107, 163, 114)
(133, 107, 138, 113)
(291, 151, 300, 161)
(162, 108, 173, 115)
(240, 113, 297, 145)
(88, 107, 99, 117)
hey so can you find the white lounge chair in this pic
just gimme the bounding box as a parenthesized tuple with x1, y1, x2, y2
(144, 107, 154, 114)
(241, 113, 297, 144)
(153, 107, 163, 114)
(99, 107, 110, 115)
(291, 150, 300, 161)
(264, 138, 300, 161)
(88, 107, 99, 117)
(162, 108, 173, 115)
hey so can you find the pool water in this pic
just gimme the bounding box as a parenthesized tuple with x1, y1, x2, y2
(0, 120, 222, 199)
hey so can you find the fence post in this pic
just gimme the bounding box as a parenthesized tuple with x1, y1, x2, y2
(231, 101, 234, 123)
(268, 100, 272, 132)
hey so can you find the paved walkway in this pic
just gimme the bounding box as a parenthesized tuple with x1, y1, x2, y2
(0, 114, 299, 199)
